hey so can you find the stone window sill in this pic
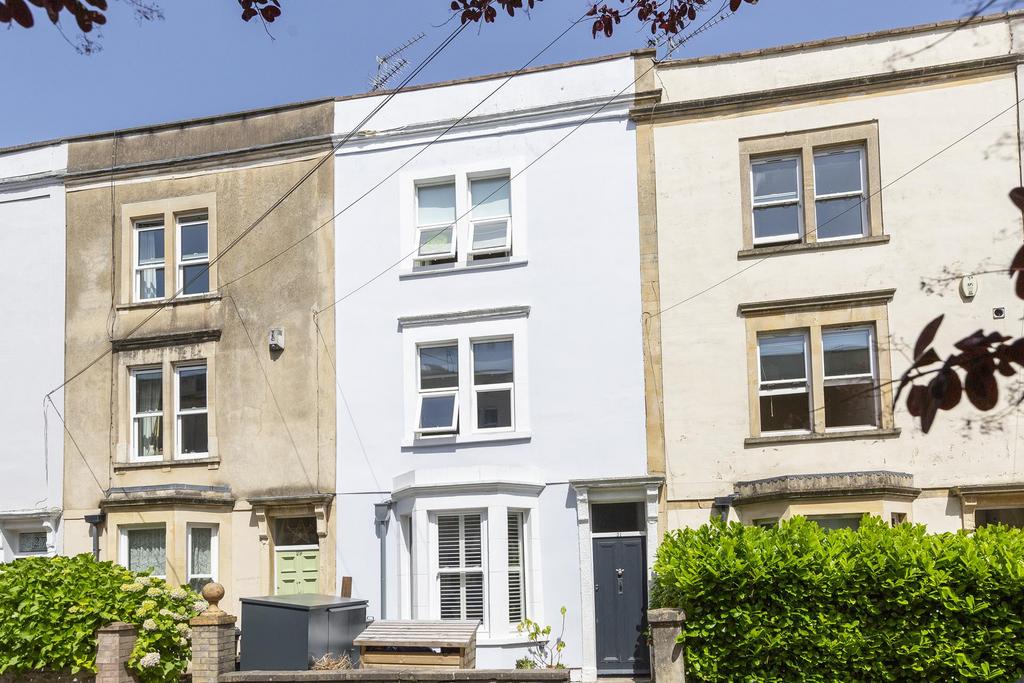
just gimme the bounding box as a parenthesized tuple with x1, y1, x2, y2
(745, 427, 900, 448)
(398, 258, 528, 280)
(737, 234, 889, 260)
(115, 292, 222, 311)
(114, 457, 220, 472)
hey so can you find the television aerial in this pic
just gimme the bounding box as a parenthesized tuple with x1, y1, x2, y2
(370, 32, 427, 92)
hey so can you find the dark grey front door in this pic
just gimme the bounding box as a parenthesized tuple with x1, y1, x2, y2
(594, 536, 649, 675)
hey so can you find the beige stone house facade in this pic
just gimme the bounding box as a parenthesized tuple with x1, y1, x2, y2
(60, 101, 337, 615)
(637, 13, 1024, 533)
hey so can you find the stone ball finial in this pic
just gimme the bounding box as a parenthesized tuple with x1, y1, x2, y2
(201, 582, 226, 613)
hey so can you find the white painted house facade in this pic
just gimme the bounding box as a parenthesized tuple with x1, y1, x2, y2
(332, 53, 656, 679)
(0, 142, 66, 562)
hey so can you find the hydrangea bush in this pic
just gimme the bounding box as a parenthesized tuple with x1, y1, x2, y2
(0, 554, 205, 683)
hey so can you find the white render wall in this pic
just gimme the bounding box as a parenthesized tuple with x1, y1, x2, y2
(0, 143, 67, 561)
(332, 55, 648, 672)
(652, 17, 1024, 531)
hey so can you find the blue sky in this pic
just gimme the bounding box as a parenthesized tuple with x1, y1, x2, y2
(0, 0, 990, 148)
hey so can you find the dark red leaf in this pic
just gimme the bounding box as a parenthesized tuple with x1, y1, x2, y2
(954, 330, 988, 352)
(997, 359, 1017, 377)
(964, 364, 999, 411)
(1010, 187, 1024, 214)
(730, 0, 742, 10)
(907, 385, 927, 417)
(930, 369, 962, 411)
(8, 0, 34, 27)
(914, 315, 944, 362)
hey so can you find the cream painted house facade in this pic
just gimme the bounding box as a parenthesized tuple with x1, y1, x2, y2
(639, 13, 1024, 533)
(59, 101, 338, 616)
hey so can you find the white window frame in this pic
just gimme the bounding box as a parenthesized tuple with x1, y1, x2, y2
(812, 146, 868, 242)
(433, 511, 486, 623)
(471, 336, 515, 433)
(415, 180, 458, 262)
(821, 324, 879, 432)
(119, 525, 167, 578)
(750, 154, 803, 246)
(133, 219, 165, 302)
(756, 330, 812, 436)
(177, 213, 211, 297)
(174, 361, 209, 460)
(186, 523, 219, 590)
(415, 342, 460, 436)
(130, 366, 164, 462)
(467, 174, 513, 259)
(507, 510, 527, 624)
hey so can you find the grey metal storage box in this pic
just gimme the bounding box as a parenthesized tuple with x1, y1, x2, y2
(239, 594, 368, 671)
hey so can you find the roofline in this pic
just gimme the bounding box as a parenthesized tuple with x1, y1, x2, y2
(333, 49, 652, 103)
(0, 49, 652, 159)
(659, 9, 1024, 69)
(0, 95, 336, 158)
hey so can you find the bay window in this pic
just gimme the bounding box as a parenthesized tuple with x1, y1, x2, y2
(437, 513, 484, 622)
(122, 526, 167, 577)
(187, 524, 218, 592)
(507, 511, 526, 624)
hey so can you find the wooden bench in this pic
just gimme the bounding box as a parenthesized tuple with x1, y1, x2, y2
(354, 620, 479, 670)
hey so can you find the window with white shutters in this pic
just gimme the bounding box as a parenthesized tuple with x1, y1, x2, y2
(507, 511, 526, 624)
(437, 514, 484, 622)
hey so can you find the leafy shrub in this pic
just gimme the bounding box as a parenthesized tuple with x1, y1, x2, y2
(0, 554, 204, 683)
(516, 606, 568, 669)
(651, 516, 1024, 682)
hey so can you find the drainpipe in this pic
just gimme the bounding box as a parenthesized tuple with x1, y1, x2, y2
(84, 512, 106, 561)
(373, 501, 392, 618)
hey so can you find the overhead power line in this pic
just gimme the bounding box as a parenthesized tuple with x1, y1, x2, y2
(44, 19, 472, 402)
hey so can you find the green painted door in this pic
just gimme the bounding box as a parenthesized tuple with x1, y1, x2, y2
(275, 549, 320, 595)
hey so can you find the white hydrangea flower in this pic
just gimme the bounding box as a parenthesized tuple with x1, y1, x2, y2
(172, 612, 188, 622)
(178, 637, 188, 648)
(137, 576, 152, 586)
(159, 608, 174, 618)
(146, 587, 163, 598)
(138, 652, 160, 668)
(169, 587, 188, 601)
(193, 600, 208, 613)
(121, 583, 144, 593)
(142, 619, 158, 632)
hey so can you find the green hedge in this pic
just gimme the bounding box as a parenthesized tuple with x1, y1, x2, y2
(0, 555, 204, 683)
(651, 516, 1024, 682)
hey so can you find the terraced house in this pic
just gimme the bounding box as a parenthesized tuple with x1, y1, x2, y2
(331, 53, 657, 678)
(639, 13, 1024, 533)
(0, 143, 66, 562)
(59, 101, 338, 616)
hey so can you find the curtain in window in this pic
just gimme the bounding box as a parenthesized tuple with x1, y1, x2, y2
(128, 528, 166, 575)
(189, 527, 213, 591)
